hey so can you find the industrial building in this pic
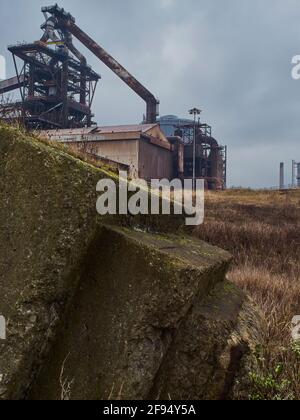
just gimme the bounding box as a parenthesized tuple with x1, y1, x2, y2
(0, 4, 226, 190)
(41, 124, 174, 181)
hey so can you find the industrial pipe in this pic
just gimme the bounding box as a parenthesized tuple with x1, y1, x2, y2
(42, 5, 159, 123)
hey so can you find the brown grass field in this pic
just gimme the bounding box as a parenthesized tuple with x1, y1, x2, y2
(194, 189, 300, 399)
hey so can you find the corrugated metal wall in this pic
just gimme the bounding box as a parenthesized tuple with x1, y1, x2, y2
(138, 139, 174, 181)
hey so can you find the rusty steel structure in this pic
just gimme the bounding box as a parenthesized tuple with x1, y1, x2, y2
(159, 116, 227, 190)
(41, 4, 159, 124)
(177, 122, 227, 190)
(3, 42, 100, 129)
(0, 4, 159, 128)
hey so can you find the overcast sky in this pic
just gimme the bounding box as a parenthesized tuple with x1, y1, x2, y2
(1, 0, 300, 187)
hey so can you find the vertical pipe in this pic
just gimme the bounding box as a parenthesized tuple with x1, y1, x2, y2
(29, 64, 35, 97)
(292, 160, 295, 188)
(12, 54, 24, 103)
(61, 60, 69, 127)
(280, 162, 284, 190)
(80, 66, 87, 105)
(224, 146, 227, 190)
(193, 115, 196, 192)
(178, 142, 184, 178)
(297, 162, 300, 188)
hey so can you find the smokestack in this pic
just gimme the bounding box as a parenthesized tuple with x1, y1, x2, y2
(292, 160, 296, 188)
(297, 162, 300, 188)
(280, 162, 285, 190)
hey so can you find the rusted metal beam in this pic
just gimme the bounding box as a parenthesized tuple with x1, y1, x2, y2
(63, 20, 159, 123)
(42, 4, 159, 123)
(0, 75, 27, 95)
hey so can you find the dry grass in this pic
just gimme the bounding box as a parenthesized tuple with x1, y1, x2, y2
(59, 353, 74, 401)
(194, 189, 300, 400)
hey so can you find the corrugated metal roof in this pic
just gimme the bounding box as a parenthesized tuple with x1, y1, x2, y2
(40, 127, 93, 136)
(39, 123, 172, 150)
(40, 124, 157, 137)
(91, 124, 157, 134)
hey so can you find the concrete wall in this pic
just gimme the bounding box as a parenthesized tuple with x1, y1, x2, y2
(138, 138, 174, 181)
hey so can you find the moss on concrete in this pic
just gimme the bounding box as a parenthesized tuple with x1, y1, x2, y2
(0, 125, 263, 400)
(28, 225, 231, 400)
(150, 281, 264, 400)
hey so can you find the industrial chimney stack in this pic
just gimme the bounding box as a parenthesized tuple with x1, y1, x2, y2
(280, 162, 285, 190)
(297, 162, 300, 188)
(292, 160, 296, 188)
(292, 160, 300, 188)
